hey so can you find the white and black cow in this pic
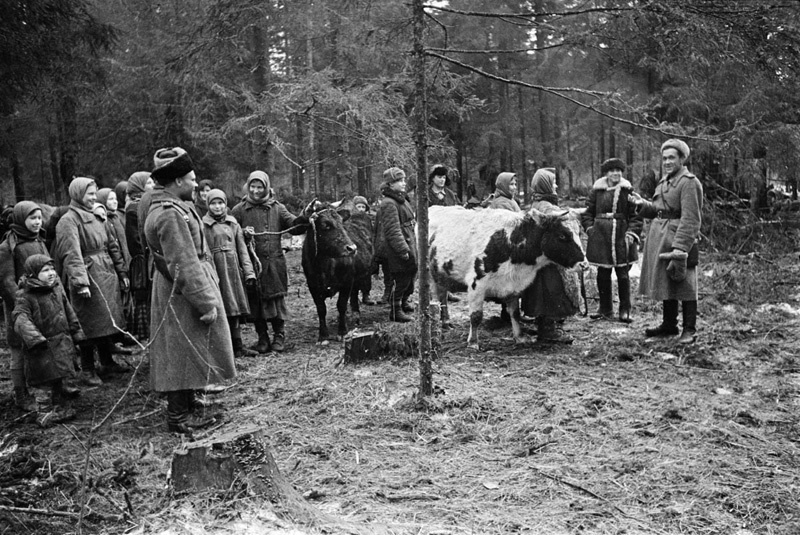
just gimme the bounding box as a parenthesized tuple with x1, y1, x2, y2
(428, 205, 585, 349)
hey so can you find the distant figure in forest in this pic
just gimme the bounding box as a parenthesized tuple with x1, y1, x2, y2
(427, 164, 458, 207)
(630, 139, 703, 344)
(125, 171, 155, 341)
(194, 178, 214, 218)
(581, 158, 643, 323)
(375, 167, 417, 322)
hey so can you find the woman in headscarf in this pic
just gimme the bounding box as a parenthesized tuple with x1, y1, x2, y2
(114, 180, 129, 213)
(521, 168, 581, 344)
(193, 179, 214, 217)
(203, 189, 257, 358)
(231, 171, 308, 352)
(0, 201, 59, 411)
(55, 177, 130, 386)
(581, 158, 643, 323)
(125, 171, 154, 341)
(487, 172, 521, 212)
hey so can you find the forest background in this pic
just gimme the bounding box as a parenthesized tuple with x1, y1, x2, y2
(2, 0, 800, 213)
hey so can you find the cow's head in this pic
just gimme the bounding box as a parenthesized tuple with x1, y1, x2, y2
(308, 204, 357, 258)
(532, 211, 585, 268)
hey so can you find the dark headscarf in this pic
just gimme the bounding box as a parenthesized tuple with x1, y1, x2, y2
(68, 177, 96, 212)
(245, 171, 271, 205)
(126, 171, 151, 199)
(530, 168, 558, 204)
(10, 201, 42, 240)
(114, 181, 128, 207)
(23, 254, 54, 278)
(493, 172, 517, 200)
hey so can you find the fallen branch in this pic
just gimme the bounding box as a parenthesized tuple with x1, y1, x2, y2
(112, 407, 163, 427)
(0, 505, 123, 522)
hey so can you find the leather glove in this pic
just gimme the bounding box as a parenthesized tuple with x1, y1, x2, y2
(659, 249, 688, 282)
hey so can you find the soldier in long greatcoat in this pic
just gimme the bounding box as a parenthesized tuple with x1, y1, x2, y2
(144, 147, 235, 437)
(630, 139, 703, 344)
(581, 158, 643, 323)
(55, 177, 129, 386)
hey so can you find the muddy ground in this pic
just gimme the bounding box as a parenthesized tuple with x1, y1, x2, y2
(0, 248, 798, 535)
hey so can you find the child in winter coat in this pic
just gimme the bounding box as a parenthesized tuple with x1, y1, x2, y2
(13, 254, 85, 427)
(202, 189, 258, 358)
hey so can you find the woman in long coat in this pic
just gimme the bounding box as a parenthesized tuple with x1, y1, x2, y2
(521, 168, 581, 344)
(125, 171, 154, 341)
(202, 189, 257, 358)
(231, 171, 308, 352)
(55, 177, 129, 386)
(0, 201, 52, 411)
(581, 158, 643, 323)
(631, 139, 703, 344)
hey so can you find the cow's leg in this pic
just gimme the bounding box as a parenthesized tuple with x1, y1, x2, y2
(312, 292, 330, 341)
(336, 289, 350, 338)
(466, 289, 485, 350)
(506, 297, 529, 345)
(431, 276, 453, 329)
(349, 283, 361, 325)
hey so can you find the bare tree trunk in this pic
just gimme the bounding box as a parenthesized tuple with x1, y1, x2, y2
(413, 0, 432, 398)
(517, 87, 528, 203)
(307, 2, 318, 197)
(11, 149, 24, 203)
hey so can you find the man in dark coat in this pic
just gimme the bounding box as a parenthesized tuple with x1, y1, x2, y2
(630, 139, 703, 344)
(581, 158, 643, 322)
(375, 167, 417, 322)
(144, 147, 235, 437)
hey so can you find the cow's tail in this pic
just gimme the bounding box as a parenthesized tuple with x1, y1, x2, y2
(579, 266, 588, 317)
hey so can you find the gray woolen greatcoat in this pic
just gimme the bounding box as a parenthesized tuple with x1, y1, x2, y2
(637, 166, 703, 301)
(55, 206, 127, 340)
(144, 189, 235, 393)
(202, 213, 254, 318)
(581, 177, 643, 268)
(375, 187, 418, 274)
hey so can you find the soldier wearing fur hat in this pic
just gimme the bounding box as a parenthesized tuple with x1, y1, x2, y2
(144, 147, 235, 436)
(581, 158, 643, 323)
(231, 170, 309, 353)
(629, 139, 703, 344)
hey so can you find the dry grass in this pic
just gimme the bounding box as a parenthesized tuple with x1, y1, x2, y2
(1, 250, 799, 535)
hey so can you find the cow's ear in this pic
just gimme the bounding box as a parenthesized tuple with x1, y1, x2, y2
(338, 208, 351, 222)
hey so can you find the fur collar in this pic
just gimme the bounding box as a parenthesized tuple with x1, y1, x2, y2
(592, 177, 632, 191)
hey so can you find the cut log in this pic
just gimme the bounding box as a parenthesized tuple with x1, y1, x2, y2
(171, 426, 282, 498)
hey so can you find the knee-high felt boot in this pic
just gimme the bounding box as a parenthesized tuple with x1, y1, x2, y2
(617, 276, 632, 323)
(590, 270, 613, 319)
(79, 345, 103, 386)
(98, 337, 128, 375)
(679, 300, 697, 344)
(167, 390, 192, 436)
(251, 319, 271, 353)
(645, 300, 680, 337)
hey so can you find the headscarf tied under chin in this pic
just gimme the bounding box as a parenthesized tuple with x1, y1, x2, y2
(96, 188, 113, 209)
(126, 171, 151, 199)
(493, 172, 517, 200)
(530, 168, 558, 204)
(245, 171, 271, 205)
(10, 201, 42, 240)
(68, 177, 96, 212)
(205, 189, 228, 221)
(24, 254, 54, 278)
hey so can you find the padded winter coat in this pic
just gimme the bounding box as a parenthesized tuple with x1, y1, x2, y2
(0, 231, 49, 348)
(202, 213, 254, 318)
(375, 187, 417, 274)
(581, 177, 643, 268)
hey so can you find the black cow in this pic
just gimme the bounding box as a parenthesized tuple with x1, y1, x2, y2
(301, 204, 359, 341)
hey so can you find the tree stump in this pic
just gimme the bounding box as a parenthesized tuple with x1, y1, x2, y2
(171, 426, 282, 498)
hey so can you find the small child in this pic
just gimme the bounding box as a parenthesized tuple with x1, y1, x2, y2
(13, 254, 85, 427)
(202, 189, 257, 358)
